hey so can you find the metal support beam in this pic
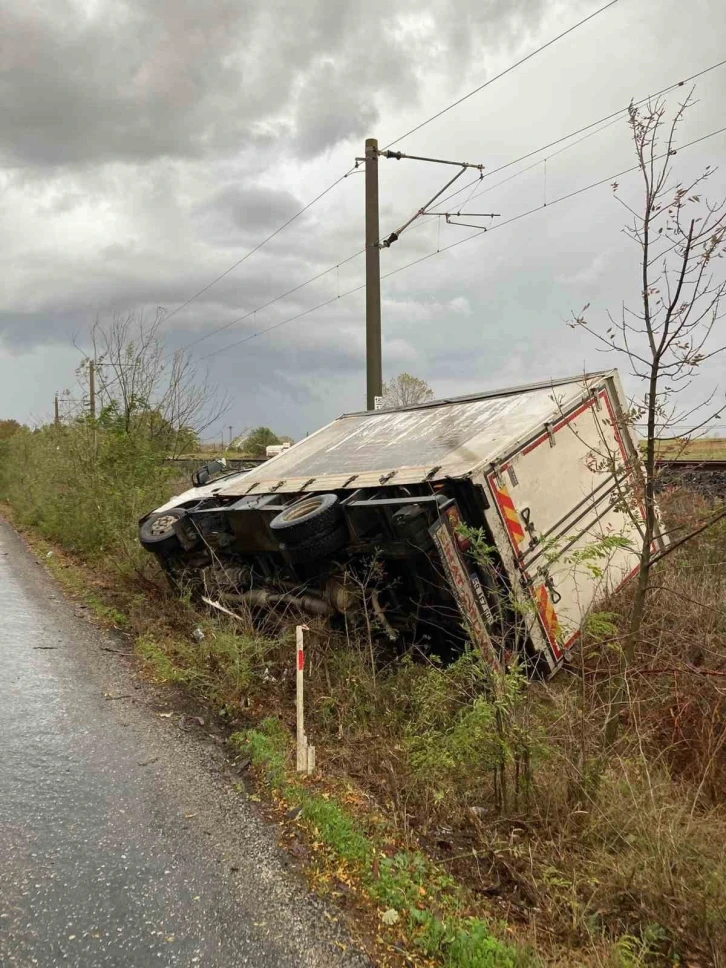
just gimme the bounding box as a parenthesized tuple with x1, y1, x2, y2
(380, 150, 484, 170)
(380, 168, 467, 248)
(365, 138, 382, 411)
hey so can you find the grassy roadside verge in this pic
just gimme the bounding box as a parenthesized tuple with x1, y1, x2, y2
(3, 466, 726, 966)
(0, 505, 536, 968)
(233, 719, 536, 968)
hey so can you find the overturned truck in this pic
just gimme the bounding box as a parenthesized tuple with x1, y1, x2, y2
(139, 371, 666, 677)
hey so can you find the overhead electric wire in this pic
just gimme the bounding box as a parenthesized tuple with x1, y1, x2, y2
(429, 55, 726, 214)
(403, 112, 625, 238)
(100, 7, 721, 374)
(454, 112, 625, 207)
(199, 123, 726, 360)
(158, 167, 357, 327)
(100, 53, 726, 381)
(141, 0, 625, 333)
(397, 112, 630, 237)
(381, 0, 623, 150)
(171, 57, 726, 362)
(173, 247, 365, 354)
(198, 285, 366, 360)
(382, 123, 726, 279)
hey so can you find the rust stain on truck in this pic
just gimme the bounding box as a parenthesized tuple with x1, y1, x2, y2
(139, 371, 667, 677)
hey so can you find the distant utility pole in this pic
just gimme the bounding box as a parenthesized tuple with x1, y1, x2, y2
(361, 140, 497, 411)
(89, 359, 96, 421)
(365, 138, 382, 412)
(54, 392, 60, 428)
(228, 425, 233, 447)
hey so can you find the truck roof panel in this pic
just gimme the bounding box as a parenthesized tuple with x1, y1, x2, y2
(219, 372, 612, 496)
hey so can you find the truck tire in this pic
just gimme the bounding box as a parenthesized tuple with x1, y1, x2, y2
(139, 508, 186, 555)
(270, 494, 342, 544)
(285, 525, 348, 565)
(285, 524, 348, 565)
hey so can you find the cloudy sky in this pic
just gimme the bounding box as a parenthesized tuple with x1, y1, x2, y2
(2, 0, 726, 440)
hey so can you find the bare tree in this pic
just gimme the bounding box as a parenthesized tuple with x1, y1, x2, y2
(571, 92, 726, 741)
(87, 309, 230, 455)
(381, 372, 434, 408)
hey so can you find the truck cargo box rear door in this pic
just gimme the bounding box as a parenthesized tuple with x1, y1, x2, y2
(484, 384, 646, 668)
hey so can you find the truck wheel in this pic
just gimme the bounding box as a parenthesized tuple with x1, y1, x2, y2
(285, 524, 348, 564)
(270, 494, 341, 544)
(139, 508, 186, 554)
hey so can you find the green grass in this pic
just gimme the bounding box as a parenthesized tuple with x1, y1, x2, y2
(7, 416, 725, 965)
(136, 634, 198, 686)
(231, 718, 536, 968)
(298, 794, 372, 865)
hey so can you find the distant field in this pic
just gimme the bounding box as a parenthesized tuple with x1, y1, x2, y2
(648, 437, 726, 462)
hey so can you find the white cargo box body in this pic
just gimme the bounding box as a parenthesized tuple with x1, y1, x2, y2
(219, 370, 666, 672)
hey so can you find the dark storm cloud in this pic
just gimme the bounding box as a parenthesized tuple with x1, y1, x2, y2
(11, 0, 724, 438)
(201, 185, 303, 234)
(1, 0, 257, 166)
(293, 61, 380, 160)
(0, 311, 76, 351)
(0, 0, 549, 169)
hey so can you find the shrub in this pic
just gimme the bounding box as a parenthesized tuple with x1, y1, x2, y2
(4, 423, 179, 564)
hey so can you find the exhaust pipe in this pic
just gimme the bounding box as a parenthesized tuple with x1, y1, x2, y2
(222, 589, 333, 617)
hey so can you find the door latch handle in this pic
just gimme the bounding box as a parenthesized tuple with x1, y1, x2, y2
(520, 506, 539, 545)
(545, 575, 562, 604)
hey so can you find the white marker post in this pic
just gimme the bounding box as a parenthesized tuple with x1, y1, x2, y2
(296, 625, 315, 774)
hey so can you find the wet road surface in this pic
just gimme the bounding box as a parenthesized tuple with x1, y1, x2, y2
(0, 521, 368, 968)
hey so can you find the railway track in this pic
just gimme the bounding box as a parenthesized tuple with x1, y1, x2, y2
(657, 459, 726, 471)
(656, 459, 726, 495)
(163, 456, 266, 472)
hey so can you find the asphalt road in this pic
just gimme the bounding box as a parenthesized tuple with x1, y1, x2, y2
(0, 520, 369, 968)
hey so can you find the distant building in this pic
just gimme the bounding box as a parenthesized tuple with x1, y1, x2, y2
(265, 442, 292, 458)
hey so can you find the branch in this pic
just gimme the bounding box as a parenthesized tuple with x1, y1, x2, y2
(634, 664, 726, 678)
(650, 505, 726, 567)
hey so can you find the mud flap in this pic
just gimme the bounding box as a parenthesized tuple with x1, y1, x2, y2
(429, 502, 502, 671)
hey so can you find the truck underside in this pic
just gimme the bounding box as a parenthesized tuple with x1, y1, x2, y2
(140, 480, 532, 672)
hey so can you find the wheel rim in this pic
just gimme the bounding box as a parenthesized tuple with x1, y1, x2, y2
(149, 514, 178, 536)
(282, 497, 323, 522)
